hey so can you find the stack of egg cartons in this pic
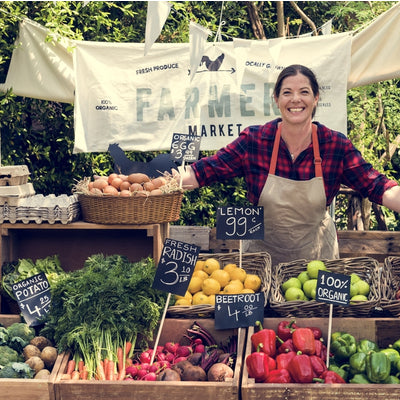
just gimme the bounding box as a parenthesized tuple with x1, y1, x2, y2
(0, 165, 35, 206)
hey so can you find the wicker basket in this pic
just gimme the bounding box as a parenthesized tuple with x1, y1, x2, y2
(379, 256, 400, 317)
(269, 257, 380, 318)
(167, 252, 272, 318)
(78, 191, 183, 224)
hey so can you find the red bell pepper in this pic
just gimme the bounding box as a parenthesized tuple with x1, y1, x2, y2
(267, 355, 277, 371)
(277, 320, 298, 341)
(276, 351, 296, 370)
(307, 326, 323, 340)
(246, 344, 270, 383)
(251, 321, 276, 357)
(314, 339, 328, 362)
(287, 352, 314, 383)
(277, 338, 296, 354)
(265, 368, 293, 383)
(292, 327, 316, 355)
(319, 370, 346, 384)
(309, 355, 327, 378)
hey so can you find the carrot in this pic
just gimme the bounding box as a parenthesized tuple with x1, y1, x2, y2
(78, 359, 85, 373)
(96, 360, 106, 381)
(66, 359, 76, 375)
(125, 342, 132, 357)
(80, 365, 88, 380)
(71, 370, 80, 380)
(107, 360, 115, 381)
(117, 347, 124, 373)
(125, 358, 133, 367)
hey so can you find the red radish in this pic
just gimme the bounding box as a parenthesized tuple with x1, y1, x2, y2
(125, 365, 139, 378)
(149, 362, 161, 373)
(164, 342, 180, 354)
(142, 372, 157, 381)
(136, 368, 149, 379)
(176, 345, 192, 357)
(173, 356, 188, 364)
(165, 352, 175, 363)
(139, 351, 152, 364)
(194, 344, 205, 353)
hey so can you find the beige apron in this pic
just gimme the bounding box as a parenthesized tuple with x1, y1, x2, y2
(245, 123, 339, 266)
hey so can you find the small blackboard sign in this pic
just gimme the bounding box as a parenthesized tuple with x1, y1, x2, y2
(12, 272, 51, 327)
(170, 133, 201, 164)
(316, 270, 351, 307)
(214, 292, 265, 330)
(216, 206, 264, 240)
(152, 238, 200, 296)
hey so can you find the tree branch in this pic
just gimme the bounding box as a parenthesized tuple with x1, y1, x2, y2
(246, 1, 266, 39)
(289, 1, 318, 35)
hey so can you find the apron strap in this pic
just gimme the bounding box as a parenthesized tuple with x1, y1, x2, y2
(270, 123, 323, 178)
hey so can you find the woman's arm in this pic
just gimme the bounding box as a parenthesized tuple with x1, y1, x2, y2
(382, 185, 400, 213)
(174, 165, 199, 190)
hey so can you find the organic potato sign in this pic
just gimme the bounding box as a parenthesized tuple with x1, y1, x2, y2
(12, 272, 51, 327)
(216, 206, 264, 240)
(152, 238, 200, 296)
(214, 292, 265, 330)
(170, 133, 201, 164)
(316, 270, 351, 307)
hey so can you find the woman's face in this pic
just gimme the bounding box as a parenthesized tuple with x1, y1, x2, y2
(274, 72, 319, 126)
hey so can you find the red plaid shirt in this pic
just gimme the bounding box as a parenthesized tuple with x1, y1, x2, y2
(192, 118, 398, 206)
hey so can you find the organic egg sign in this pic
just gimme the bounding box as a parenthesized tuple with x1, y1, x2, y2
(152, 238, 200, 297)
(170, 133, 201, 164)
(12, 272, 51, 327)
(316, 270, 351, 307)
(216, 206, 264, 240)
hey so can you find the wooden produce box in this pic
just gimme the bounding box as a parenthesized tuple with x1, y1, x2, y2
(54, 318, 245, 400)
(0, 314, 62, 400)
(241, 318, 400, 400)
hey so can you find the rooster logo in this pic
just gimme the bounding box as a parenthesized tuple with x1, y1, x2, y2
(200, 53, 225, 71)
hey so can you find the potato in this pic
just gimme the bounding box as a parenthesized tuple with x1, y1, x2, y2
(23, 344, 41, 360)
(30, 336, 53, 351)
(26, 356, 45, 374)
(41, 346, 58, 369)
(34, 369, 51, 379)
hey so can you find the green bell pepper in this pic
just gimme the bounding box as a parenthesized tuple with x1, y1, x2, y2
(356, 339, 379, 354)
(380, 348, 400, 374)
(384, 375, 400, 384)
(349, 373, 371, 384)
(391, 338, 400, 353)
(331, 332, 357, 363)
(349, 352, 367, 375)
(366, 351, 391, 383)
(328, 363, 349, 381)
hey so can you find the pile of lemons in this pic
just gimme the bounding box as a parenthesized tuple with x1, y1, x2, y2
(174, 257, 262, 306)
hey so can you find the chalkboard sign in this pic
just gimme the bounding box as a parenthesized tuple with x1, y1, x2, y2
(316, 270, 350, 307)
(216, 206, 264, 240)
(12, 272, 51, 327)
(170, 133, 201, 164)
(152, 238, 200, 296)
(214, 292, 265, 330)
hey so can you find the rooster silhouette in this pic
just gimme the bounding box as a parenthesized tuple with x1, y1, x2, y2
(200, 53, 225, 71)
(108, 143, 177, 178)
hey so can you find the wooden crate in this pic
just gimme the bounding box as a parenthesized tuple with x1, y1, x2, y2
(241, 318, 400, 400)
(54, 318, 245, 400)
(0, 314, 62, 400)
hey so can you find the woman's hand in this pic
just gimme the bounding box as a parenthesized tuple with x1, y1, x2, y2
(170, 166, 199, 190)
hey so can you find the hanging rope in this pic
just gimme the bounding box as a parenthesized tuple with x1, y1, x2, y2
(214, 1, 226, 42)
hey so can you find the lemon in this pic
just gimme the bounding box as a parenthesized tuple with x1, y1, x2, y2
(223, 263, 238, 274)
(193, 270, 209, 281)
(224, 279, 244, 294)
(208, 294, 216, 305)
(202, 278, 221, 295)
(175, 291, 192, 301)
(244, 274, 262, 291)
(229, 267, 247, 283)
(192, 291, 209, 305)
(174, 298, 191, 306)
(194, 260, 205, 271)
(203, 258, 221, 275)
(210, 269, 231, 288)
(241, 288, 255, 294)
(188, 276, 203, 294)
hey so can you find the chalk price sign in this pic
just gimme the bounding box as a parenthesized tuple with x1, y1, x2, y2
(170, 133, 201, 163)
(214, 292, 265, 330)
(216, 206, 264, 240)
(152, 238, 200, 297)
(12, 272, 51, 327)
(316, 270, 351, 307)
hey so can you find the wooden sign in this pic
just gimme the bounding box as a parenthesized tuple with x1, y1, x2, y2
(316, 270, 351, 307)
(170, 133, 201, 163)
(12, 272, 51, 327)
(216, 206, 264, 240)
(214, 292, 265, 330)
(152, 238, 200, 296)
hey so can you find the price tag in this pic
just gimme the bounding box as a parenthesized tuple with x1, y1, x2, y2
(316, 270, 351, 307)
(216, 206, 264, 240)
(214, 292, 265, 330)
(170, 133, 201, 164)
(12, 272, 51, 327)
(152, 238, 200, 296)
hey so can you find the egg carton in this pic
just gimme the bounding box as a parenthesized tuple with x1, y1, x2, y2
(0, 183, 36, 205)
(0, 194, 81, 224)
(0, 165, 30, 186)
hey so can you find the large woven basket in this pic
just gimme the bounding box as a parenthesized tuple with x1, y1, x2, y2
(379, 256, 400, 317)
(167, 252, 272, 318)
(269, 257, 380, 318)
(78, 191, 183, 224)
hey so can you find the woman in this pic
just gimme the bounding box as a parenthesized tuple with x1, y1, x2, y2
(177, 64, 400, 266)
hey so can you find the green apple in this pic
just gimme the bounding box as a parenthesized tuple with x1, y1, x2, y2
(350, 273, 361, 284)
(307, 260, 327, 279)
(303, 279, 318, 299)
(297, 271, 310, 286)
(284, 287, 306, 301)
(281, 277, 302, 293)
(350, 294, 368, 303)
(353, 280, 370, 297)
